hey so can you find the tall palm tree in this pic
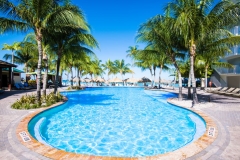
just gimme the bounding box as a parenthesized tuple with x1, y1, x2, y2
(126, 45, 139, 60)
(87, 59, 104, 79)
(48, 26, 98, 93)
(74, 54, 91, 86)
(102, 59, 116, 80)
(61, 42, 97, 88)
(3, 42, 37, 73)
(2, 42, 21, 64)
(114, 59, 132, 84)
(0, 0, 88, 104)
(166, 0, 240, 105)
(136, 15, 186, 99)
(2, 42, 21, 85)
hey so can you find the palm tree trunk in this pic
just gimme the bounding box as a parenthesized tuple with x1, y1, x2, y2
(159, 66, 162, 88)
(36, 32, 43, 105)
(173, 76, 176, 90)
(153, 66, 156, 87)
(205, 67, 208, 90)
(77, 68, 80, 86)
(42, 57, 48, 96)
(149, 67, 153, 87)
(54, 52, 61, 94)
(178, 71, 183, 101)
(121, 73, 124, 86)
(70, 66, 73, 89)
(190, 53, 198, 105)
(170, 59, 182, 100)
(188, 71, 191, 99)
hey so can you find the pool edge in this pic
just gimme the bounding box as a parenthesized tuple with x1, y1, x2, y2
(16, 96, 218, 160)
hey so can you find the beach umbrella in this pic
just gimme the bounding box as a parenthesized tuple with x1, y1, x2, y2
(73, 77, 80, 82)
(126, 77, 139, 83)
(92, 77, 98, 82)
(109, 77, 122, 83)
(138, 77, 151, 82)
(96, 77, 105, 83)
(84, 77, 91, 83)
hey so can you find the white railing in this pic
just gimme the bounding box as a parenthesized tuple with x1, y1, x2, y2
(225, 47, 240, 57)
(215, 65, 240, 74)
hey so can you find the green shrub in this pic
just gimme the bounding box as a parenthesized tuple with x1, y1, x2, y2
(28, 80, 36, 86)
(11, 92, 64, 110)
(67, 86, 84, 90)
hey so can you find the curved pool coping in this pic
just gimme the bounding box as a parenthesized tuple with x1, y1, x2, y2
(16, 95, 218, 159)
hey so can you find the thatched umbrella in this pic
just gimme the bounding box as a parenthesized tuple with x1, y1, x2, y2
(138, 77, 151, 82)
(95, 77, 105, 83)
(84, 77, 91, 83)
(109, 77, 122, 83)
(73, 77, 80, 82)
(127, 77, 139, 83)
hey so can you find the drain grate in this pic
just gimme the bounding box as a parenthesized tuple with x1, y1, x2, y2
(19, 131, 31, 142)
(208, 127, 215, 137)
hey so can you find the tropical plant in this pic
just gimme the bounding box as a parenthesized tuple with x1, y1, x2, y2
(126, 45, 139, 60)
(136, 15, 186, 99)
(48, 24, 98, 93)
(114, 59, 133, 83)
(165, 0, 240, 105)
(102, 59, 117, 80)
(11, 92, 63, 109)
(0, 0, 89, 104)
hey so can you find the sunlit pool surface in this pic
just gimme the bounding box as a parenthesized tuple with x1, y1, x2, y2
(28, 87, 206, 157)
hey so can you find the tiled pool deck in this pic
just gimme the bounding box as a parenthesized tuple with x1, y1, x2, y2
(0, 87, 240, 159)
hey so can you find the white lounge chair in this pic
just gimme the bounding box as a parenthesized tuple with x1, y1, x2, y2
(225, 88, 240, 96)
(218, 87, 235, 94)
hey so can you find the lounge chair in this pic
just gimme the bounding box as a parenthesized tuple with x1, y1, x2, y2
(225, 88, 240, 96)
(206, 87, 222, 93)
(218, 87, 235, 94)
(0, 89, 4, 94)
(14, 83, 23, 90)
(212, 87, 228, 93)
(23, 82, 29, 87)
(18, 83, 31, 90)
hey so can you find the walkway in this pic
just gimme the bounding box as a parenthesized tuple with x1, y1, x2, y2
(0, 88, 240, 160)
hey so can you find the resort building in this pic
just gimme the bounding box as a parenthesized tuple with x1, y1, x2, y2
(0, 60, 17, 90)
(212, 25, 240, 88)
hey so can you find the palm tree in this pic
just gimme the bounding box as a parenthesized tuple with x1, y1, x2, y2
(102, 59, 116, 80)
(74, 54, 91, 86)
(136, 15, 186, 99)
(126, 45, 139, 60)
(48, 26, 98, 93)
(2, 42, 21, 85)
(88, 59, 104, 79)
(114, 59, 132, 85)
(0, 0, 89, 104)
(3, 42, 37, 73)
(166, 0, 240, 105)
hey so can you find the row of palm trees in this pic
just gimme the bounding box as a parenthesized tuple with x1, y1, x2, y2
(0, 0, 99, 105)
(2, 37, 134, 88)
(126, 0, 240, 106)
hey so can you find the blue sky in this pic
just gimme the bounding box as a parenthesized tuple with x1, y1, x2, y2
(0, 0, 173, 80)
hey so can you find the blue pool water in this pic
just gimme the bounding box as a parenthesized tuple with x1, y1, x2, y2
(28, 87, 206, 157)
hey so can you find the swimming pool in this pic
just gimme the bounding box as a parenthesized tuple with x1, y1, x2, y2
(28, 87, 206, 157)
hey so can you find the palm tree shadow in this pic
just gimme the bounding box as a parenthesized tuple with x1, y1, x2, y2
(181, 92, 240, 104)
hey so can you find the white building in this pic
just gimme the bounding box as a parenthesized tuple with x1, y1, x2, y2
(212, 25, 240, 88)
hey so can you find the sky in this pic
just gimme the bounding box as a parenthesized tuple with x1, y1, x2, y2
(0, 0, 173, 80)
